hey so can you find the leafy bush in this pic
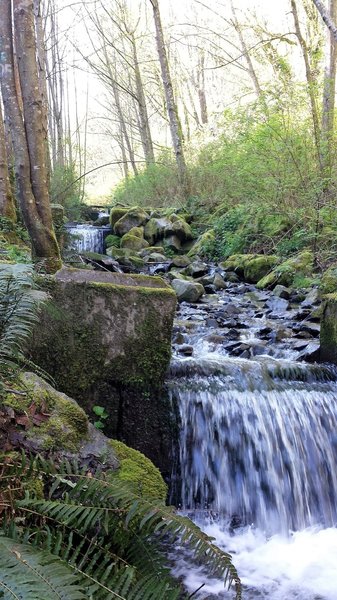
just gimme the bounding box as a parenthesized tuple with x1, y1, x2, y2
(50, 164, 83, 220)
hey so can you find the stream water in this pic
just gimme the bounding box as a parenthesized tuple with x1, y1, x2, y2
(168, 282, 337, 599)
(66, 223, 110, 254)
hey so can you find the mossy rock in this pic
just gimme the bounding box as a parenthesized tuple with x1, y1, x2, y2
(321, 294, 337, 363)
(114, 208, 150, 237)
(120, 233, 149, 251)
(257, 251, 314, 289)
(221, 254, 258, 276)
(243, 255, 279, 283)
(128, 226, 144, 238)
(3, 372, 89, 453)
(144, 217, 171, 245)
(139, 246, 165, 258)
(164, 217, 193, 242)
(109, 439, 167, 499)
(110, 207, 130, 227)
(320, 264, 337, 294)
(105, 234, 121, 249)
(188, 230, 215, 258)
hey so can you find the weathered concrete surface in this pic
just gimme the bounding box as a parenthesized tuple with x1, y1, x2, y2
(30, 268, 177, 474)
(320, 294, 337, 363)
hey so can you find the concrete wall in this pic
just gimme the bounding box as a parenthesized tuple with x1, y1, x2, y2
(31, 268, 177, 475)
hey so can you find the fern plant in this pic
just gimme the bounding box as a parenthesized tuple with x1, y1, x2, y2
(0, 263, 47, 391)
(0, 454, 242, 600)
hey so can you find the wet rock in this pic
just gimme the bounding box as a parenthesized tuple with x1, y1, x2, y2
(187, 261, 209, 278)
(297, 341, 320, 363)
(257, 326, 273, 339)
(213, 273, 227, 290)
(165, 217, 194, 242)
(171, 279, 205, 302)
(224, 271, 240, 283)
(204, 284, 217, 294)
(293, 322, 320, 338)
(164, 235, 181, 252)
(301, 288, 320, 307)
(178, 344, 194, 356)
(206, 318, 219, 328)
(120, 233, 149, 251)
(265, 296, 289, 313)
(273, 285, 291, 300)
(144, 217, 171, 245)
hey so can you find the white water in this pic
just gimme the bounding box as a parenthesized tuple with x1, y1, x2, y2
(170, 291, 337, 599)
(66, 224, 105, 253)
(172, 522, 337, 599)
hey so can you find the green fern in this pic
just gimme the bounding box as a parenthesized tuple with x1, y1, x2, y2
(0, 455, 242, 600)
(0, 264, 49, 391)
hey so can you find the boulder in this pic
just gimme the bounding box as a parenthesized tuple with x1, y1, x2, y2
(105, 234, 121, 249)
(213, 273, 227, 289)
(186, 260, 209, 278)
(243, 255, 279, 283)
(171, 255, 191, 268)
(114, 207, 149, 236)
(164, 218, 193, 242)
(110, 206, 130, 227)
(171, 278, 205, 302)
(188, 229, 215, 257)
(273, 285, 291, 299)
(257, 251, 314, 289)
(144, 217, 171, 245)
(120, 233, 149, 251)
(164, 235, 181, 252)
(320, 264, 337, 295)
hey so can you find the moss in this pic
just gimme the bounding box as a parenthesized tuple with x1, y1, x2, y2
(256, 272, 279, 290)
(321, 294, 337, 363)
(320, 264, 337, 294)
(128, 226, 144, 238)
(105, 234, 121, 249)
(2, 373, 89, 454)
(120, 233, 149, 251)
(109, 440, 167, 499)
(243, 255, 279, 283)
(110, 207, 129, 227)
(257, 251, 314, 289)
(188, 229, 215, 257)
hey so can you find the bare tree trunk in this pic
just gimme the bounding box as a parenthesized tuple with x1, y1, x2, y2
(0, 0, 61, 272)
(0, 102, 16, 221)
(130, 31, 155, 165)
(149, 0, 188, 196)
(197, 53, 208, 124)
(313, 0, 337, 40)
(230, 0, 262, 98)
(291, 0, 322, 169)
(321, 0, 337, 176)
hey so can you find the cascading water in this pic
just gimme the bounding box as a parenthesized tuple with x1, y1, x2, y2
(169, 283, 337, 599)
(66, 224, 107, 254)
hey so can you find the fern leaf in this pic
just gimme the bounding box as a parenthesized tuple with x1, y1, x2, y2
(0, 536, 86, 600)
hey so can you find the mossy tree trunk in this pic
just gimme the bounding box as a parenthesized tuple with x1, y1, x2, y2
(0, 0, 61, 273)
(0, 102, 16, 222)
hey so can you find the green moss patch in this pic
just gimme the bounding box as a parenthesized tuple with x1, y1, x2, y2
(109, 440, 167, 499)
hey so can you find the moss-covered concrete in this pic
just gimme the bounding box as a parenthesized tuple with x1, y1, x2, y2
(30, 269, 177, 471)
(109, 440, 167, 499)
(320, 294, 337, 363)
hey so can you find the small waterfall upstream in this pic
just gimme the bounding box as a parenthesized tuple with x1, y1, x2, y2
(66, 224, 108, 254)
(168, 283, 337, 599)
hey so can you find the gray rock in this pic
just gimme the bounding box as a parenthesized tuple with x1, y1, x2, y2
(297, 341, 320, 362)
(266, 296, 289, 313)
(273, 285, 291, 300)
(164, 235, 181, 252)
(301, 288, 320, 307)
(187, 261, 209, 278)
(213, 273, 227, 289)
(171, 279, 205, 302)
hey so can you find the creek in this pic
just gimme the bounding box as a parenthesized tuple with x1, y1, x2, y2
(167, 281, 337, 599)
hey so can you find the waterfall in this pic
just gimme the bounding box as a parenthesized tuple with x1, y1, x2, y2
(66, 224, 106, 254)
(170, 361, 337, 534)
(169, 285, 337, 599)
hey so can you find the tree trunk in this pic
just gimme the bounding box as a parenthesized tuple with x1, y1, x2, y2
(313, 0, 337, 40)
(291, 0, 322, 169)
(230, 0, 262, 98)
(321, 0, 337, 178)
(130, 32, 155, 165)
(0, 103, 16, 222)
(0, 0, 61, 272)
(149, 0, 189, 196)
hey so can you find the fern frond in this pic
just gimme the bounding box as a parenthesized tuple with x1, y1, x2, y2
(0, 535, 87, 600)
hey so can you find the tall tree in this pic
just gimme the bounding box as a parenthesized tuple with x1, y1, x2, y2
(0, 102, 16, 221)
(0, 0, 61, 272)
(149, 0, 188, 196)
(321, 0, 337, 177)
